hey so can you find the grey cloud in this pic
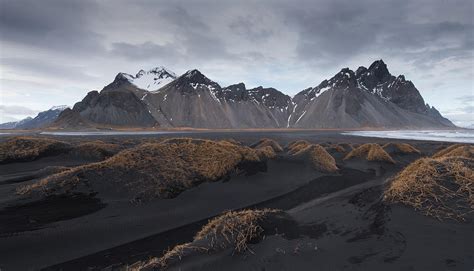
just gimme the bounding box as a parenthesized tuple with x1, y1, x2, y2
(229, 16, 274, 41)
(109, 42, 182, 61)
(0, 0, 104, 55)
(1, 57, 99, 82)
(278, 0, 473, 70)
(0, 105, 38, 116)
(0, 0, 472, 121)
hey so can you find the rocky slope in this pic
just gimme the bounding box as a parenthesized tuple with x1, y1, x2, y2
(52, 61, 454, 129)
(289, 60, 453, 128)
(142, 70, 292, 128)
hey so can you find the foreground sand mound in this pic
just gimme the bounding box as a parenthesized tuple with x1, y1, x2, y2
(384, 157, 474, 221)
(292, 144, 338, 173)
(432, 144, 474, 159)
(344, 143, 395, 163)
(133, 209, 288, 270)
(383, 143, 421, 155)
(18, 138, 262, 200)
(0, 136, 72, 163)
(251, 138, 284, 153)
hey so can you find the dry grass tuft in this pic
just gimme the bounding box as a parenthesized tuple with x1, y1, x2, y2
(255, 145, 277, 160)
(139, 209, 280, 269)
(384, 156, 474, 221)
(383, 143, 421, 155)
(286, 140, 312, 155)
(344, 143, 395, 163)
(194, 209, 279, 252)
(292, 144, 338, 173)
(0, 136, 71, 163)
(18, 138, 262, 200)
(326, 144, 347, 153)
(222, 138, 242, 145)
(432, 144, 473, 159)
(130, 243, 209, 271)
(71, 140, 122, 159)
(251, 138, 283, 153)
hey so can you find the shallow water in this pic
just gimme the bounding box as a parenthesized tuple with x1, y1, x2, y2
(342, 129, 474, 143)
(39, 131, 190, 136)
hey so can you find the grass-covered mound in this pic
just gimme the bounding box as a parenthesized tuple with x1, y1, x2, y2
(286, 140, 311, 155)
(344, 143, 395, 163)
(70, 140, 122, 160)
(251, 138, 284, 153)
(291, 144, 338, 173)
(383, 143, 421, 155)
(0, 136, 72, 164)
(384, 157, 473, 221)
(326, 144, 346, 153)
(432, 144, 473, 159)
(18, 138, 263, 200)
(133, 209, 290, 270)
(255, 146, 277, 160)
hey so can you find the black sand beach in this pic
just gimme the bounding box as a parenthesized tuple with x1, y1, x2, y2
(0, 131, 472, 271)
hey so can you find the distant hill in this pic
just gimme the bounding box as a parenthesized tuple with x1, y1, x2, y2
(0, 106, 68, 129)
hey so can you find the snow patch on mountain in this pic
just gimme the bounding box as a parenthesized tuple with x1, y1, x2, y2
(122, 66, 177, 91)
(50, 105, 69, 111)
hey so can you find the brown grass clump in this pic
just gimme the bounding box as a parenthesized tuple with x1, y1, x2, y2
(344, 143, 395, 163)
(432, 144, 473, 159)
(130, 243, 209, 271)
(222, 138, 242, 145)
(71, 140, 122, 160)
(138, 209, 280, 270)
(19, 138, 262, 200)
(0, 136, 71, 163)
(384, 157, 474, 221)
(255, 145, 277, 160)
(286, 140, 311, 155)
(383, 143, 421, 155)
(251, 138, 283, 153)
(194, 209, 279, 251)
(326, 144, 347, 153)
(292, 144, 338, 173)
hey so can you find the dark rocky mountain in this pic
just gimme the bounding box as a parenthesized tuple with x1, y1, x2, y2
(0, 106, 67, 129)
(51, 108, 94, 129)
(142, 70, 292, 128)
(52, 61, 454, 129)
(70, 88, 157, 127)
(290, 60, 454, 128)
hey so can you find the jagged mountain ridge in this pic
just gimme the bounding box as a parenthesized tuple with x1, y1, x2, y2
(52, 60, 454, 129)
(289, 60, 453, 128)
(140, 70, 292, 128)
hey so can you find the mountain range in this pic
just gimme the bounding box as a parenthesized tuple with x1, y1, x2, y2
(0, 105, 68, 129)
(7, 60, 455, 130)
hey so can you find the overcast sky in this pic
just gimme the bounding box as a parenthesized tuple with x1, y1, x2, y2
(0, 0, 473, 126)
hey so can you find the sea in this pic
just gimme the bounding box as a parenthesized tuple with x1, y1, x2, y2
(343, 129, 474, 144)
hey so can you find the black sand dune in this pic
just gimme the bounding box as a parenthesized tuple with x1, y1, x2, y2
(0, 131, 472, 271)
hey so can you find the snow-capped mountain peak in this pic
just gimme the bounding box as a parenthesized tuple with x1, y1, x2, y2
(121, 67, 177, 91)
(50, 105, 69, 111)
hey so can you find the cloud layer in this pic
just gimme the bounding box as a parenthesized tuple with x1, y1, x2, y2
(0, 0, 473, 125)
